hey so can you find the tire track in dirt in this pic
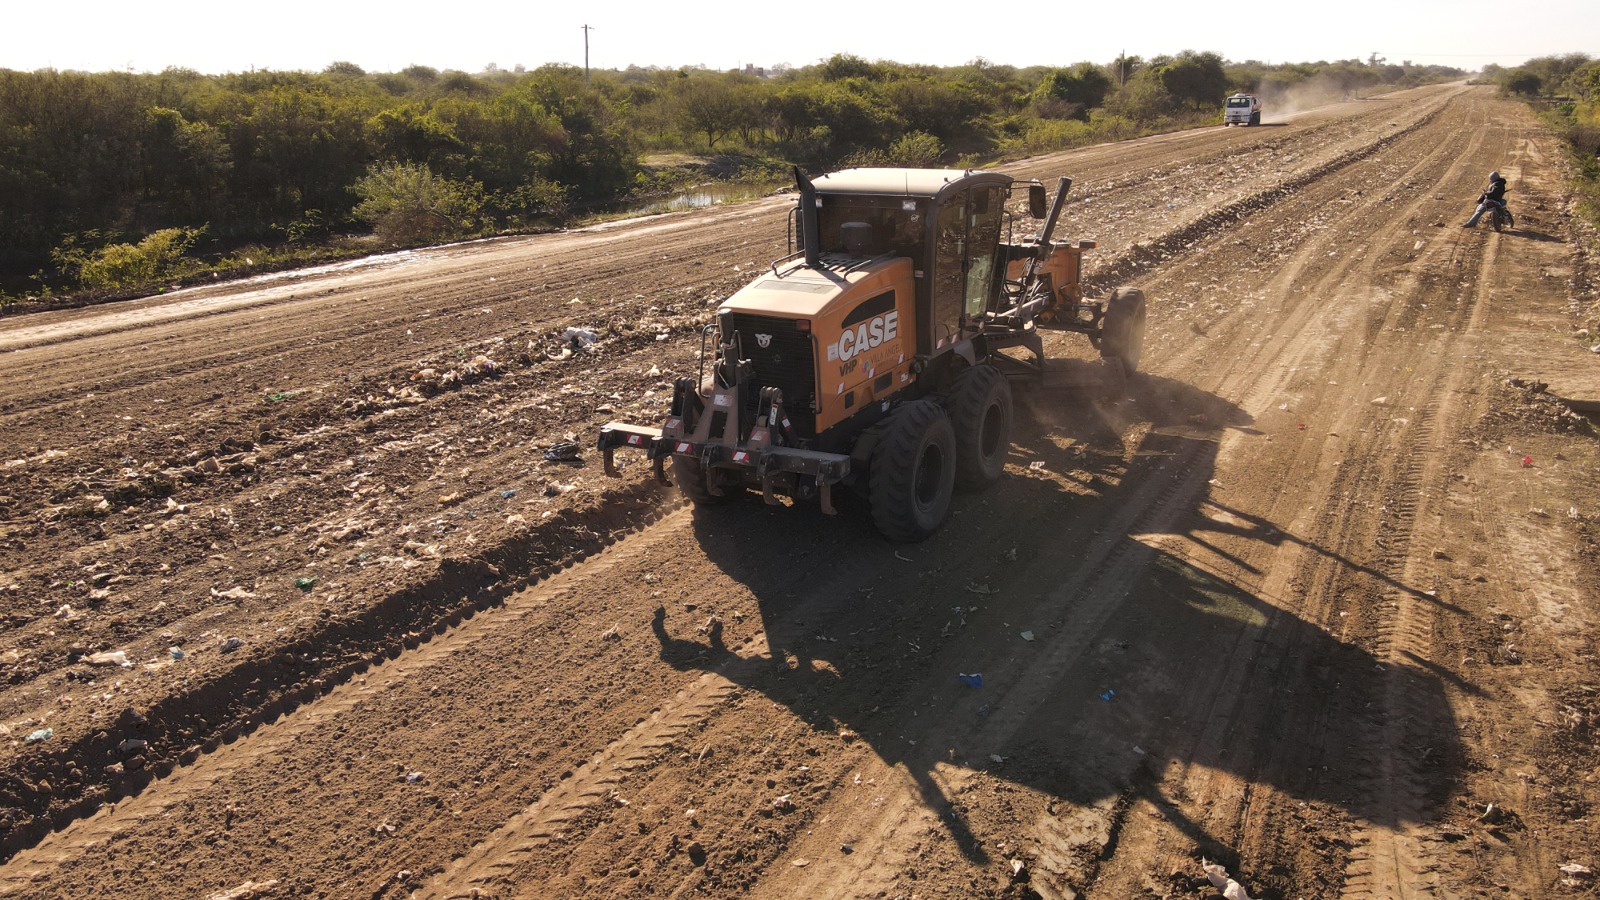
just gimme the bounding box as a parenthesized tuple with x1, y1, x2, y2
(1016, 86, 1512, 896)
(422, 663, 751, 898)
(0, 508, 702, 892)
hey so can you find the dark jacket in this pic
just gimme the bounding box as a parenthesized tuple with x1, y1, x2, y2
(1481, 178, 1507, 204)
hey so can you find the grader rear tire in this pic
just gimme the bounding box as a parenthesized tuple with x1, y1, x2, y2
(946, 364, 1013, 490)
(672, 456, 730, 506)
(870, 400, 957, 542)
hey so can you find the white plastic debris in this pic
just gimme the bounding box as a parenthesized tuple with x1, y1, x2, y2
(204, 880, 280, 900)
(1560, 863, 1593, 876)
(1203, 859, 1252, 900)
(563, 327, 598, 348)
(85, 650, 131, 668)
(1020, 631, 1035, 642)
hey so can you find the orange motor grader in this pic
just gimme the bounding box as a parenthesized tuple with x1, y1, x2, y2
(598, 167, 1145, 541)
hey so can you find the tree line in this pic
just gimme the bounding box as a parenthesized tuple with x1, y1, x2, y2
(1485, 54, 1600, 190)
(0, 53, 1462, 298)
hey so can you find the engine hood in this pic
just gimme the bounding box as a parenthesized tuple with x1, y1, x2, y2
(718, 255, 912, 321)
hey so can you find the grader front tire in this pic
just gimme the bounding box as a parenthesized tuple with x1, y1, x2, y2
(1100, 287, 1148, 374)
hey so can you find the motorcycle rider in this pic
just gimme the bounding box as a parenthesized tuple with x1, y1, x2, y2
(1463, 171, 1513, 228)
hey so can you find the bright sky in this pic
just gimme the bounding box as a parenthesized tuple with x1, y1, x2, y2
(4, 1, 1594, 75)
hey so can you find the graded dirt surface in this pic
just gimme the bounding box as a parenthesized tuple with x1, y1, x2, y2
(1, 83, 1598, 899)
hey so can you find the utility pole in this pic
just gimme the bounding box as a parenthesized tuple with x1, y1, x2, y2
(582, 24, 593, 86)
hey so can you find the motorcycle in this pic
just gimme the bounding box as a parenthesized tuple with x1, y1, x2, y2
(1478, 192, 1515, 232)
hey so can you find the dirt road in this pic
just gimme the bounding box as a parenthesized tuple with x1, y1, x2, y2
(1, 83, 1596, 899)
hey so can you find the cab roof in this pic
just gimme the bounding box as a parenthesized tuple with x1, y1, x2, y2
(811, 167, 1014, 200)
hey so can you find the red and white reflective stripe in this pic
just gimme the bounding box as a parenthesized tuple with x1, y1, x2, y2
(676, 442, 693, 453)
(733, 451, 750, 463)
(627, 435, 644, 445)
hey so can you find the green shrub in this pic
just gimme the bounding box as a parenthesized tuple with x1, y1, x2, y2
(352, 162, 485, 244)
(51, 227, 204, 289)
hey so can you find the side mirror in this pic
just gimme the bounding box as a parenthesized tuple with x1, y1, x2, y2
(1028, 184, 1048, 219)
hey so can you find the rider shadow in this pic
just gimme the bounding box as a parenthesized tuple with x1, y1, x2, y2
(651, 373, 1464, 885)
(1498, 227, 1563, 243)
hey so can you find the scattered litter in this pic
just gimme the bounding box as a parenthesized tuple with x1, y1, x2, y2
(169, 647, 186, 660)
(405, 772, 424, 784)
(1010, 859, 1027, 880)
(1520, 455, 1533, 468)
(563, 327, 598, 349)
(543, 441, 582, 462)
(211, 587, 256, 601)
(1559, 863, 1592, 877)
(600, 623, 622, 642)
(1100, 689, 1116, 702)
(24, 728, 52, 744)
(118, 738, 148, 754)
(964, 582, 999, 596)
(893, 551, 913, 562)
(1371, 396, 1390, 406)
(989, 754, 1006, 765)
(1027, 460, 1047, 471)
(501, 489, 518, 499)
(956, 673, 984, 688)
(294, 576, 317, 592)
(84, 650, 131, 668)
(1020, 631, 1035, 642)
(772, 794, 796, 812)
(220, 637, 244, 653)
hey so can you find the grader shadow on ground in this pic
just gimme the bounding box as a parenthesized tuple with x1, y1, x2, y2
(652, 372, 1463, 886)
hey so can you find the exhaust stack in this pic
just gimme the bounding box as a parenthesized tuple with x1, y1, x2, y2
(794, 166, 821, 268)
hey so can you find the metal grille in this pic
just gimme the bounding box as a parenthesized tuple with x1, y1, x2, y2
(726, 314, 817, 438)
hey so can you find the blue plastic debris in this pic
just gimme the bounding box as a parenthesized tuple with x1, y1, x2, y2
(1100, 689, 1116, 702)
(956, 673, 983, 688)
(24, 728, 52, 744)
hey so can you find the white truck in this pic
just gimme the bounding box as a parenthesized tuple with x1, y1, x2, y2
(1224, 93, 1261, 126)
